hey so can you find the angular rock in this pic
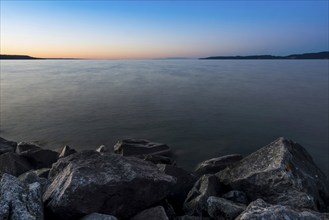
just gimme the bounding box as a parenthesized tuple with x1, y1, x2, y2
(207, 196, 246, 220)
(16, 142, 41, 154)
(114, 139, 171, 156)
(142, 154, 176, 165)
(0, 152, 33, 176)
(175, 216, 210, 220)
(96, 145, 110, 153)
(43, 150, 176, 219)
(19, 171, 49, 194)
(236, 199, 329, 220)
(222, 190, 249, 205)
(34, 168, 51, 179)
(183, 174, 225, 216)
(80, 213, 118, 220)
(217, 137, 329, 212)
(130, 206, 169, 220)
(0, 136, 17, 154)
(0, 173, 43, 220)
(20, 149, 58, 169)
(194, 154, 243, 178)
(157, 164, 196, 213)
(58, 145, 76, 158)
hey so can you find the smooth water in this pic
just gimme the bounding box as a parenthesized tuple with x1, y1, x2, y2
(1, 60, 328, 173)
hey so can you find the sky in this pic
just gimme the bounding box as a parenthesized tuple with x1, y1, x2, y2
(0, 1, 328, 59)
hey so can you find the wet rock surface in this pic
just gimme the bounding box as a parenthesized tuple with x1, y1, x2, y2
(43, 150, 176, 219)
(0, 152, 33, 176)
(114, 139, 171, 156)
(130, 206, 169, 220)
(20, 149, 58, 169)
(207, 196, 246, 220)
(0, 137, 17, 155)
(16, 142, 41, 154)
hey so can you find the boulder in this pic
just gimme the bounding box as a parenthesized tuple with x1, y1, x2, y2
(16, 142, 41, 154)
(183, 174, 225, 216)
(19, 171, 49, 194)
(0, 152, 33, 176)
(34, 168, 51, 179)
(58, 145, 77, 158)
(217, 137, 329, 211)
(80, 213, 118, 220)
(236, 199, 329, 220)
(142, 154, 176, 165)
(96, 145, 110, 153)
(194, 154, 243, 178)
(0, 173, 43, 220)
(0, 137, 17, 154)
(114, 139, 171, 156)
(207, 196, 246, 220)
(222, 190, 249, 205)
(175, 216, 210, 220)
(130, 206, 169, 220)
(43, 150, 176, 219)
(20, 149, 58, 169)
(157, 164, 196, 213)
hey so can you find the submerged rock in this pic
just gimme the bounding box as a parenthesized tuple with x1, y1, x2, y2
(217, 137, 329, 212)
(80, 213, 118, 220)
(236, 199, 329, 220)
(0, 152, 33, 176)
(0, 137, 17, 155)
(43, 150, 176, 219)
(130, 206, 169, 220)
(194, 154, 243, 178)
(20, 149, 58, 169)
(0, 173, 43, 220)
(114, 139, 171, 156)
(207, 196, 246, 220)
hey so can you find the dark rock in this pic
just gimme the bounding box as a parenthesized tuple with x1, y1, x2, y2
(158, 200, 176, 220)
(194, 154, 243, 178)
(0, 173, 43, 220)
(96, 145, 110, 153)
(43, 150, 176, 219)
(0, 137, 17, 155)
(207, 196, 246, 220)
(80, 213, 118, 220)
(20, 149, 58, 169)
(19, 170, 49, 194)
(142, 154, 176, 165)
(174, 216, 210, 220)
(114, 139, 171, 156)
(183, 174, 225, 216)
(16, 142, 41, 154)
(236, 199, 329, 220)
(157, 164, 196, 214)
(0, 152, 33, 176)
(222, 190, 249, 205)
(217, 137, 329, 212)
(130, 206, 169, 220)
(58, 145, 77, 158)
(34, 168, 51, 179)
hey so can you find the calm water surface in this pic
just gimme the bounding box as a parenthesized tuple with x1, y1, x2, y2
(1, 60, 328, 173)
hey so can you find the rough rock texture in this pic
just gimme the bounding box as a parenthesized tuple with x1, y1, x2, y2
(157, 164, 196, 213)
(114, 139, 171, 156)
(20, 149, 58, 169)
(194, 154, 243, 178)
(236, 199, 329, 220)
(207, 196, 246, 220)
(142, 154, 176, 165)
(43, 150, 176, 219)
(19, 171, 49, 194)
(0, 174, 43, 220)
(96, 145, 110, 153)
(34, 168, 51, 179)
(217, 137, 329, 211)
(16, 142, 41, 154)
(183, 174, 225, 216)
(80, 213, 118, 220)
(0, 137, 17, 155)
(222, 190, 249, 205)
(0, 152, 33, 176)
(130, 206, 169, 220)
(58, 145, 76, 158)
(175, 216, 210, 220)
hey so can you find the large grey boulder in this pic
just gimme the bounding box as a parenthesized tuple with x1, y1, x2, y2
(43, 150, 176, 219)
(0, 173, 43, 220)
(19, 171, 49, 194)
(130, 206, 169, 220)
(183, 174, 225, 216)
(80, 213, 118, 220)
(20, 148, 58, 169)
(217, 137, 329, 211)
(16, 142, 41, 154)
(194, 154, 243, 178)
(0, 152, 33, 176)
(236, 199, 329, 220)
(207, 196, 246, 220)
(114, 139, 171, 156)
(0, 137, 17, 155)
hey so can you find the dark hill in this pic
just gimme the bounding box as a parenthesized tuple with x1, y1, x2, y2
(0, 55, 41, 60)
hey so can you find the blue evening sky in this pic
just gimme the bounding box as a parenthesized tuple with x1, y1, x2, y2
(1, 1, 328, 59)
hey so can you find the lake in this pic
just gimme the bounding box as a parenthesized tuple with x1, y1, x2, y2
(0, 60, 328, 174)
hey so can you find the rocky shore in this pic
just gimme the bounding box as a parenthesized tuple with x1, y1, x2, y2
(0, 137, 328, 220)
